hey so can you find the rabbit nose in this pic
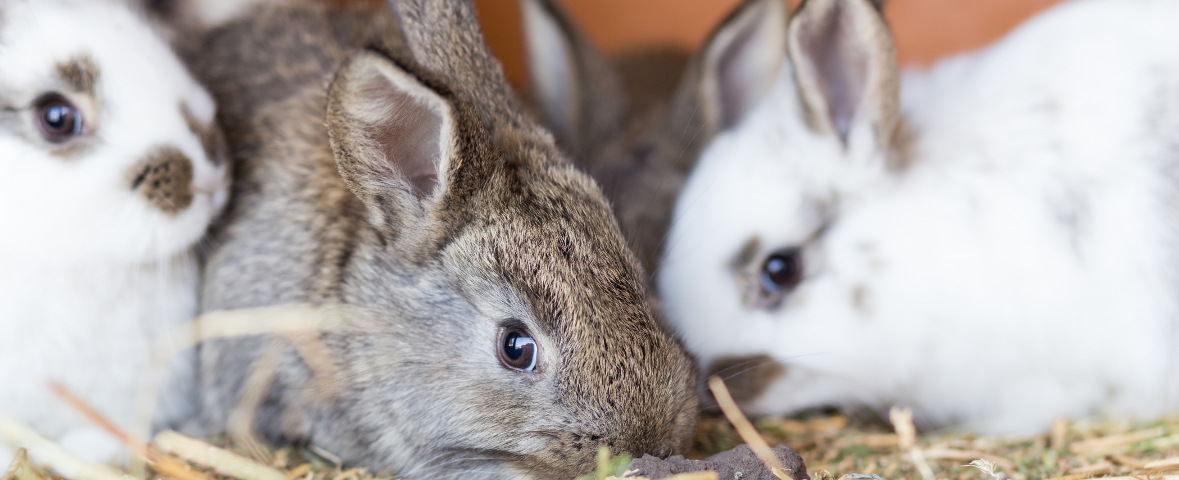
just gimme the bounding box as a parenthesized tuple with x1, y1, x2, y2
(645, 441, 677, 459)
(129, 146, 194, 215)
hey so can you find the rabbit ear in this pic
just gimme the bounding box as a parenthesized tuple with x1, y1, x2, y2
(787, 0, 898, 148)
(696, 0, 789, 131)
(520, 0, 623, 156)
(327, 50, 457, 228)
(389, 0, 531, 130)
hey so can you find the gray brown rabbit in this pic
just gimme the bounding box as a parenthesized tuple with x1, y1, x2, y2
(186, 1, 698, 478)
(521, 0, 788, 274)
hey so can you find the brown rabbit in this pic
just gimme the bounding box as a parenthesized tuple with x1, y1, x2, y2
(187, 1, 698, 478)
(520, 0, 789, 274)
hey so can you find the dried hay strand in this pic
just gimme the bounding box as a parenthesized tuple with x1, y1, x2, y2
(706, 376, 791, 479)
(0, 413, 124, 480)
(133, 304, 361, 449)
(694, 411, 1179, 480)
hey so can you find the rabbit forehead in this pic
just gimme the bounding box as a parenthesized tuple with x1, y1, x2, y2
(456, 176, 652, 335)
(0, 1, 212, 120)
(670, 126, 836, 262)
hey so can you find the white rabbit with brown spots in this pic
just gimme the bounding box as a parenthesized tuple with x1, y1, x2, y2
(661, 0, 1179, 434)
(0, 0, 229, 466)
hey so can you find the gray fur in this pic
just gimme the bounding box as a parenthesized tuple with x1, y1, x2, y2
(188, 2, 697, 478)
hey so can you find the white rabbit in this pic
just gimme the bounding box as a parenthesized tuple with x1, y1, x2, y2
(0, 0, 229, 466)
(660, 0, 1179, 435)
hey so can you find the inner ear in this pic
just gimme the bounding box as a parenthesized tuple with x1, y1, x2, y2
(355, 71, 447, 197)
(788, 0, 898, 146)
(700, 0, 789, 131)
(329, 50, 456, 203)
(797, 3, 868, 140)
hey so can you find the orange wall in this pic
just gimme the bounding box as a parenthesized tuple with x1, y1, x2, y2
(474, 0, 1068, 91)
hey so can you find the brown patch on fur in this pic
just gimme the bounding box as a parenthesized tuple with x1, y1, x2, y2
(852, 284, 871, 314)
(731, 236, 761, 270)
(886, 116, 915, 172)
(706, 354, 786, 404)
(56, 55, 100, 95)
(129, 146, 194, 215)
(181, 102, 229, 166)
(47, 139, 93, 160)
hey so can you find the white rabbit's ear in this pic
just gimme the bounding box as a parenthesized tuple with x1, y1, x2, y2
(520, 0, 622, 154)
(788, 0, 898, 148)
(327, 50, 457, 226)
(698, 0, 789, 130)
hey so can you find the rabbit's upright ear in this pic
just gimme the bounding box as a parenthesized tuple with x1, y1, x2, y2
(788, 0, 898, 149)
(327, 50, 457, 229)
(521, 0, 623, 155)
(695, 0, 789, 131)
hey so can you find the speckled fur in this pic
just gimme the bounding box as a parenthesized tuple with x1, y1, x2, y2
(188, 2, 697, 478)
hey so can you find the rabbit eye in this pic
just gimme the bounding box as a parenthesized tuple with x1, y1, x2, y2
(35, 94, 83, 143)
(760, 248, 804, 295)
(497, 325, 538, 372)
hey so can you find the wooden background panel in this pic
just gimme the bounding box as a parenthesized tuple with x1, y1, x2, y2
(473, 0, 1069, 91)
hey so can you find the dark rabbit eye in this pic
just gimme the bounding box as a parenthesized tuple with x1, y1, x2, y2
(498, 325, 538, 372)
(35, 94, 83, 143)
(761, 248, 804, 294)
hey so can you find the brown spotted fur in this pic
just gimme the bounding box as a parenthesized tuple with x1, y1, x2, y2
(131, 146, 195, 214)
(55, 55, 100, 96)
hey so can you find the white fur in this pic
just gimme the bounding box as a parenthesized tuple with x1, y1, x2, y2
(0, 0, 228, 466)
(660, 0, 1179, 434)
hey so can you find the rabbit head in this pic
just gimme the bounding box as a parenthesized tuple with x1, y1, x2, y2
(0, 0, 230, 266)
(659, 0, 906, 416)
(521, 0, 789, 273)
